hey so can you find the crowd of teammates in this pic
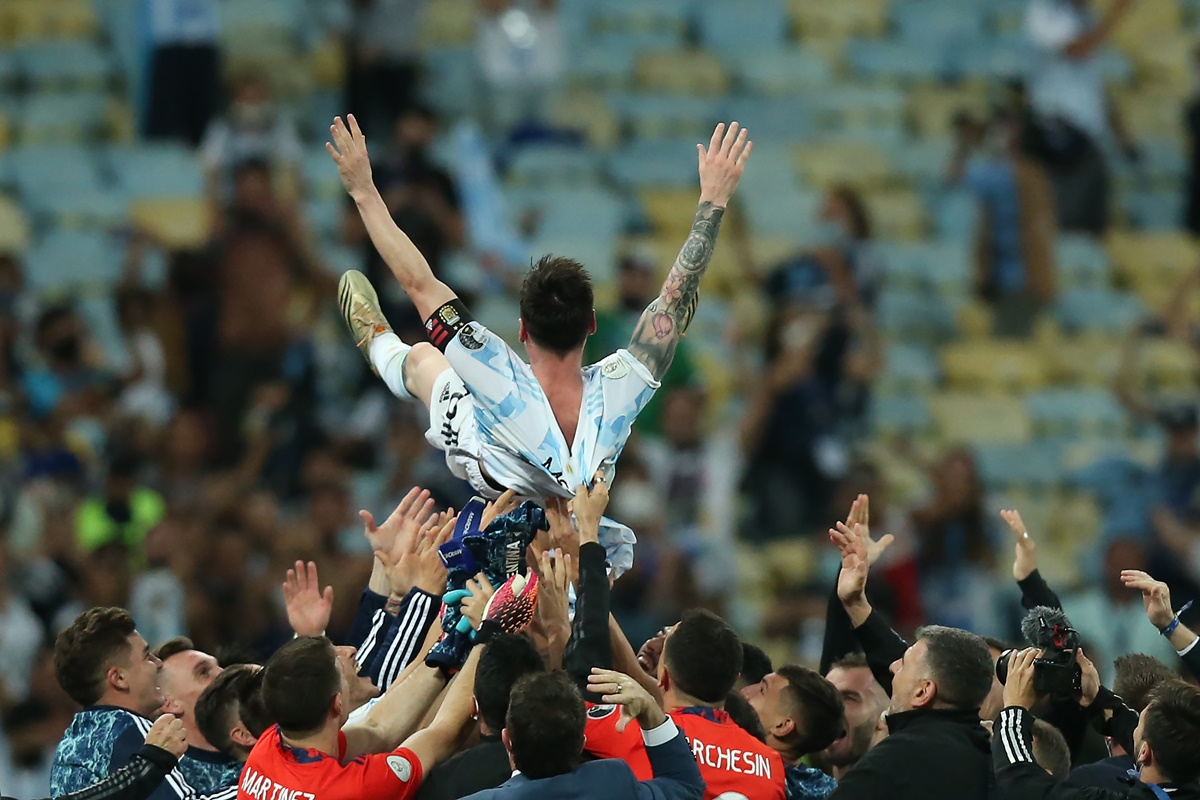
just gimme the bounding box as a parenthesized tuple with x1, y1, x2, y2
(8, 479, 1196, 800)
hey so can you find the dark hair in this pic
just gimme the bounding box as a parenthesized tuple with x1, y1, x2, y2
(155, 637, 195, 663)
(35, 305, 74, 338)
(262, 637, 340, 736)
(915, 625, 994, 712)
(518, 255, 594, 354)
(981, 636, 1011, 654)
(1031, 720, 1071, 780)
(1113, 654, 1178, 713)
(829, 651, 870, 672)
(724, 690, 766, 742)
(776, 665, 846, 755)
(54, 607, 137, 707)
(505, 672, 585, 779)
(474, 634, 545, 732)
(1143, 681, 1200, 784)
(663, 609, 743, 704)
(741, 643, 773, 686)
(196, 665, 264, 756)
(830, 184, 871, 241)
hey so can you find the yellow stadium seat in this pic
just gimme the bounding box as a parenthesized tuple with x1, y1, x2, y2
(1109, 0, 1182, 54)
(1046, 335, 1123, 387)
(41, 0, 99, 39)
(1113, 87, 1187, 142)
(548, 92, 619, 149)
(866, 189, 927, 242)
(1142, 339, 1199, 391)
(129, 198, 211, 250)
(908, 84, 990, 139)
(310, 38, 346, 90)
(0, 196, 31, 254)
(1106, 231, 1197, 281)
(636, 51, 730, 95)
(1125, 32, 1191, 90)
(790, 0, 889, 40)
(762, 536, 820, 587)
(419, 0, 474, 47)
(793, 141, 893, 189)
(930, 392, 1033, 444)
(639, 188, 700, 239)
(940, 341, 1050, 392)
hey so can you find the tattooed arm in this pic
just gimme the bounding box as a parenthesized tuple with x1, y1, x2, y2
(628, 122, 753, 380)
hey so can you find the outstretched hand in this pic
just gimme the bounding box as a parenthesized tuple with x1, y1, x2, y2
(829, 521, 870, 609)
(588, 668, 668, 732)
(846, 494, 894, 567)
(283, 561, 333, 637)
(327, 114, 374, 201)
(1000, 509, 1038, 582)
(698, 122, 753, 209)
(1121, 569, 1175, 629)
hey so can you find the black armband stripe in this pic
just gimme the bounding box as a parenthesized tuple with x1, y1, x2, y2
(425, 300, 474, 351)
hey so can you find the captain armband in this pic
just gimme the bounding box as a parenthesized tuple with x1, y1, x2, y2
(425, 299, 474, 352)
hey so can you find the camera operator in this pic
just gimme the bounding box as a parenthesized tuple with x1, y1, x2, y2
(994, 648, 1200, 800)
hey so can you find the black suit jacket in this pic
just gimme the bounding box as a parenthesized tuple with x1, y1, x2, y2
(414, 737, 510, 800)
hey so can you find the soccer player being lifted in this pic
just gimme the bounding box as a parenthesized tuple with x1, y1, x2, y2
(328, 116, 751, 572)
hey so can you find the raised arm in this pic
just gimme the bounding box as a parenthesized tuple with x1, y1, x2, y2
(327, 115, 455, 319)
(627, 122, 752, 380)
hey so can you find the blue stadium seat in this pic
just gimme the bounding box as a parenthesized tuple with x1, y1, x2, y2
(567, 46, 637, 90)
(25, 187, 130, 229)
(505, 186, 626, 240)
(846, 40, 946, 82)
(894, 139, 954, 189)
(303, 145, 343, 198)
(870, 393, 933, 435)
(1123, 191, 1184, 231)
(420, 47, 478, 116)
(722, 96, 816, 142)
(608, 93, 720, 139)
(697, 1, 787, 51)
(951, 39, 1035, 80)
(1133, 139, 1187, 183)
(1055, 235, 1111, 289)
(0, 52, 17, 92)
(305, 196, 344, 243)
(1026, 388, 1127, 438)
(880, 343, 940, 389)
(877, 290, 958, 340)
(890, 1, 985, 43)
(932, 189, 976, 241)
(507, 144, 601, 186)
(729, 49, 831, 95)
(587, 0, 691, 36)
(16, 40, 112, 89)
(18, 92, 110, 143)
(24, 230, 122, 290)
(9, 145, 103, 195)
(881, 242, 970, 295)
(1057, 289, 1146, 333)
(607, 140, 703, 188)
(105, 144, 204, 198)
(975, 442, 1065, 489)
(742, 184, 822, 239)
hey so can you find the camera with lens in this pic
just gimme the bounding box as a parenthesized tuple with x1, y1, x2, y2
(995, 606, 1083, 698)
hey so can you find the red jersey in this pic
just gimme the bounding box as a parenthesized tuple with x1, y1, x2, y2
(238, 726, 423, 800)
(584, 705, 785, 800)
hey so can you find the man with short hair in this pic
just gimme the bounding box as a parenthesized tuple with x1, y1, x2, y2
(330, 114, 751, 566)
(236, 635, 476, 800)
(587, 609, 786, 800)
(996, 649, 1200, 800)
(461, 669, 704, 800)
(829, 626, 995, 799)
(1032, 720, 1072, 781)
(51, 608, 236, 800)
(155, 638, 240, 794)
(194, 665, 267, 764)
(815, 653, 889, 781)
(742, 665, 844, 799)
(414, 634, 545, 800)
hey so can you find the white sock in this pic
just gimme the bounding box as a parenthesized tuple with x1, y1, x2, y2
(369, 332, 414, 401)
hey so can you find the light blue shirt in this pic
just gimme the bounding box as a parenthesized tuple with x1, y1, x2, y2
(144, 0, 219, 46)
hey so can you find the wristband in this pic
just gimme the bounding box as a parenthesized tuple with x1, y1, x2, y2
(1160, 599, 1194, 637)
(424, 299, 473, 351)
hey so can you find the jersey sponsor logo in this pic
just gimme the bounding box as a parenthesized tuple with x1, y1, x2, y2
(458, 323, 486, 351)
(588, 704, 618, 720)
(386, 755, 413, 783)
(688, 736, 775, 780)
(601, 359, 630, 380)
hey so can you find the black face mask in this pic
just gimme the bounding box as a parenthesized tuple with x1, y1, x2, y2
(105, 498, 133, 524)
(49, 336, 80, 363)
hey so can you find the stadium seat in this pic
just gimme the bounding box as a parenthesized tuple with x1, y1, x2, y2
(929, 392, 1033, 444)
(24, 187, 128, 230)
(870, 393, 933, 436)
(882, 242, 971, 295)
(587, 0, 690, 38)
(865, 188, 928, 242)
(302, 145, 344, 199)
(419, 47, 477, 118)
(890, 1, 985, 44)
(941, 341, 1050, 392)
(129, 198, 210, 250)
(505, 186, 627, 240)
(16, 92, 110, 144)
(1057, 289, 1146, 334)
(1046, 334, 1124, 387)
(0, 195, 31, 253)
(879, 343, 940, 391)
(742, 184, 822, 240)
(722, 96, 818, 142)
(507, 144, 600, 187)
(105, 143, 203, 199)
(607, 140, 704, 188)
(567, 45, 637, 91)
(1026, 388, 1127, 439)
(893, 139, 954, 190)
(950, 39, 1035, 81)
(1055, 235, 1111, 289)
(697, 0, 788, 52)
(1113, 87, 1187, 141)
(845, 40, 946, 82)
(1105, 231, 1196, 282)
(1142, 339, 1199, 391)
(23, 229, 122, 290)
(636, 51, 730, 96)
(546, 91, 621, 148)
(974, 442, 1065, 490)
(805, 87, 906, 138)
(729, 49, 832, 95)
(877, 290, 958, 341)
(608, 93, 720, 140)
(9, 145, 103, 195)
(932, 190, 976, 242)
(418, 0, 474, 46)
(790, 0, 889, 40)
(794, 141, 894, 189)
(15, 39, 111, 90)
(907, 85, 990, 139)
(1122, 191, 1184, 232)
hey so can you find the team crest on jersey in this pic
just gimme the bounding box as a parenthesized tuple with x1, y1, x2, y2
(588, 704, 618, 720)
(386, 755, 413, 782)
(601, 359, 630, 380)
(458, 322, 486, 351)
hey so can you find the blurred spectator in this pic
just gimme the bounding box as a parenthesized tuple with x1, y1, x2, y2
(1062, 538, 1180, 683)
(114, 287, 173, 431)
(344, 107, 463, 334)
(74, 452, 165, 559)
(201, 73, 302, 208)
(0, 254, 24, 385)
(765, 186, 883, 310)
(0, 700, 56, 797)
(638, 387, 739, 608)
(948, 110, 1057, 338)
(584, 250, 700, 435)
(24, 306, 108, 423)
(344, 0, 428, 142)
(1022, 0, 1139, 236)
(476, 0, 566, 133)
(1185, 45, 1200, 236)
(128, 520, 189, 650)
(910, 449, 1005, 636)
(0, 538, 43, 710)
(142, 0, 221, 146)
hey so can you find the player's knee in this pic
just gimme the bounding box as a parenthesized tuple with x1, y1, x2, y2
(407, 342, 440, 370)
